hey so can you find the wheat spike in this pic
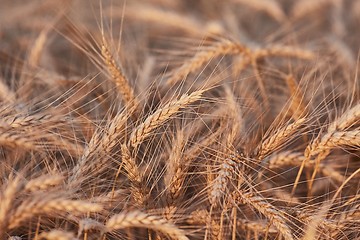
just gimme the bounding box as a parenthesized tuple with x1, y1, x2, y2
(233, 191, 294, 240)
(0, 175, 23, 238)
(166, 39, 249, 86)
(266, 151, 305, 169)
(120, 143, 148, 206)
(70, 108, 131, 182)
(232, 0, 286, 22)
(8, 237, 22, 240)
(25, 174, 64, 192)
(106, 211, 189, 240)
(254, 45, 315, 60)
(1, 113, 60, 129)
(0, 131, 38, 149)
(259, 118, 305, 159)
(9, 197, 102, 229)
(291, 0, 334, 19)
(305, 130, 360, 157)
(210, 153, 238, 206)
(38, 230, 77, 240)
(101, 38, 138, 107)
(328, 104, 360, 132)
(129, 90, 204, 147)
(119, 5, 206, 35)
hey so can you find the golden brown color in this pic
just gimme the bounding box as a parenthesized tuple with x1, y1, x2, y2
(0, 0, 359, 239)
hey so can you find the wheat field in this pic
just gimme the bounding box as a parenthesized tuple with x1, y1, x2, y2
(0, 0, 359, 239)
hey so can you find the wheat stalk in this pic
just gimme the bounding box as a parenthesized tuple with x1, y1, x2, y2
(285, 75, 308, 120)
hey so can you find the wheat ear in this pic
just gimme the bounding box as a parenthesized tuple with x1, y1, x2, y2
(254, 45, 315, 60)
(0, 131, 38, 149)
(1, 113, 60, 129)
(129, 90, 204, 147)
(38, 230, 77, 240)
(210, 153, 238, 206)
(25, 174, 64, 192)
(233, 191, 294, 240)
(71, 107, 132, 182)
(259, 118, 305, 159)
(120, 5, 205, 36)
(9, 198, 102, 229)
(232, 0, 286, 22)
(166, 39, 249, 86)
(164, 130, 187, 214)
(305, 130, 360, 157)
(165, 129, 220, 212)
(8, 237, 22, 240)
(0, 176, 23, 238)
(120, 143, 148, 206)
(328, 103, 360, 132)
(106, 211, 189, 240)
(101, 38, 138, 107)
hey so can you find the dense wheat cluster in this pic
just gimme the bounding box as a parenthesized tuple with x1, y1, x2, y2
(0, 0, 359, 239)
